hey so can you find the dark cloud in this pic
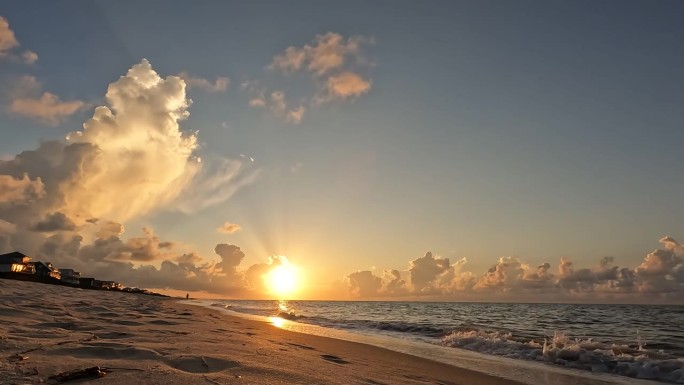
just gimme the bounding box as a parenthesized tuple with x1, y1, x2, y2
(409, 252, 452, 293)
(346, 270, 382, 297)
(214, 244, 246, 271)
(31, 212, 76, 232)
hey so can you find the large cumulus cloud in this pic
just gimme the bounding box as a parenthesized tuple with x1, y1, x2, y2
(0, 59, 267, 295)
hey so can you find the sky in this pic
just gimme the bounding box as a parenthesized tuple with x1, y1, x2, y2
(1, 1, 683, 302)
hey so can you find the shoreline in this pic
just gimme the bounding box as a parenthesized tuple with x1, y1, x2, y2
(188, 300, 645, 385)
(0, 279, 638, 385)
(0, 279, 522, 385)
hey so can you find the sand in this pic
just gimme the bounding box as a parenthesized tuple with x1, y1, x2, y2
(0, 279, 613, 385)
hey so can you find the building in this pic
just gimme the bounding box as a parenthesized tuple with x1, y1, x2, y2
(32, 261, 61, 280)
(59, 269, 81, 285)
(0, 252, 36, 274)
(79, 277, 96, 288)
(99, 281, 123, 290)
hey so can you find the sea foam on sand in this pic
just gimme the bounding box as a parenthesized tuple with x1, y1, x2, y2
(0, 279, 638, 385)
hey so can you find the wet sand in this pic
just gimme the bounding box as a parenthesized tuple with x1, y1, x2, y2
(0, 279, 545, 384)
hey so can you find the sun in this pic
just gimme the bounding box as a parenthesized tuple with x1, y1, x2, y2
(264, 264, 299, 297)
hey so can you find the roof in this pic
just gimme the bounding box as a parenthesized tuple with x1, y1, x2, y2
(0, 251, 29, 259)
(0, 252, 30, 264)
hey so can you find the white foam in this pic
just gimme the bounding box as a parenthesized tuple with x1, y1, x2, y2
(185, 300, 648, 385)
(441, 329, 684, 383)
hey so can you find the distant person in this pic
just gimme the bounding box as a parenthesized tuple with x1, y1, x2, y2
(186, 293, 189, 300)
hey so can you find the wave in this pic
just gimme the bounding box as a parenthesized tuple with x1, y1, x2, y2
(276, 310, 305, 320)
(441, 330, 684, 383)
(211, 300, 684, 383)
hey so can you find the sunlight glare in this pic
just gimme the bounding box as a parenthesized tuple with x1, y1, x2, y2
(270, 316, 285, 328)
(264, 261, 300, 297)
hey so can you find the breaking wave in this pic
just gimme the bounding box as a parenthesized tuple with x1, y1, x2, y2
(208, 300, 684, 383)
(441, 330, 684, 383)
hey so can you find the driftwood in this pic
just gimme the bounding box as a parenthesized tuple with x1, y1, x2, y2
(48, 366, 108, 383)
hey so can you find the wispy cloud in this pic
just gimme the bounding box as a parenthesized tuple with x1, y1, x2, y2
(286, 105, 306, 124)
(10, 92, 87, 125)
(245, 32, 374, 124)
(7, 75, 87, 125)
(243, 84, 306, 124)
(269, 32, 370, 76)
(216, 222, 242, 234)
(0, 16, 38, 64)
(21, 50, 37, 64)
(321, 72, 372, 102)
(178, 72, 229, 93)
(248, 97, 266, 107)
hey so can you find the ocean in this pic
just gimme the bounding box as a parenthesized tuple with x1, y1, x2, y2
(196, 300, 684, 384)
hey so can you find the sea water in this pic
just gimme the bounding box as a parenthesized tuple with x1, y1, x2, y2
(194, 300, 684, 384)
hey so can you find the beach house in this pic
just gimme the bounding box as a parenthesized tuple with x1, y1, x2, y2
(99, 280, 123, 290)
(59, 269, 81, 285)
(31, 261, 61, 280)
(0, 252, 37, 275)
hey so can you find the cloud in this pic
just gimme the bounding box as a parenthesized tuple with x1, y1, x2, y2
(249, 97, 266, 107)
(265, 91, 306, 124)
(286, 105, 305, 124)
(244, 89, 306, 125)
(11, 75, 42, 96)
(21, 50, 37, 64)
(346, 270, 382, 297)
(269, 32, 369, 76)
(382, 269, 409, 295)
(0, 173, 44, 204)
(8, 75, 86, 125)
(247, 32, 374, 124)
(173, 157, 260, 213)
(0, 16, 37, 64)
(78, 226, 177, 263)
(0, 59, 263, 295)
(409, 252, 451, 292)
(214, 244, 246, 277)
(0, 16, 19, 56)
(324, 72, 372, 101)
(343, 237, 684, 302)
(10, 92, 87, 125)
(245, 255, 288, 292)
(178, 72, 229, 93)
(269, 46, 307, 74)
(217, 222, 241, 234)
(32, 212, 76, 232)
(32, 227, 253, 295)
(270, 91, 286, 115)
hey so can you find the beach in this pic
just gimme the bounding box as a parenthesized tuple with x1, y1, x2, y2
(0, 279, 532, 385)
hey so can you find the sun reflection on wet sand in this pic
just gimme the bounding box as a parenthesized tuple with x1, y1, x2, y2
(270, 316, 286, 328)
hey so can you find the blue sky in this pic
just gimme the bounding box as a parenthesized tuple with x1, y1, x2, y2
(1, 1, 683, 300)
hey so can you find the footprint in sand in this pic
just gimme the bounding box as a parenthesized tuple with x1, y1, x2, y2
(320, 354, 349, 364)
(167, 355, 240, 373)
(365, 380, 389, 385)
(94, 331, 131, 340)
(147, 319, 181, 325)
(287, 343, 316, 351)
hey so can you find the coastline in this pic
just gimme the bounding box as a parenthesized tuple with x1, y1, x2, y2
(0, 279, 631, 385)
